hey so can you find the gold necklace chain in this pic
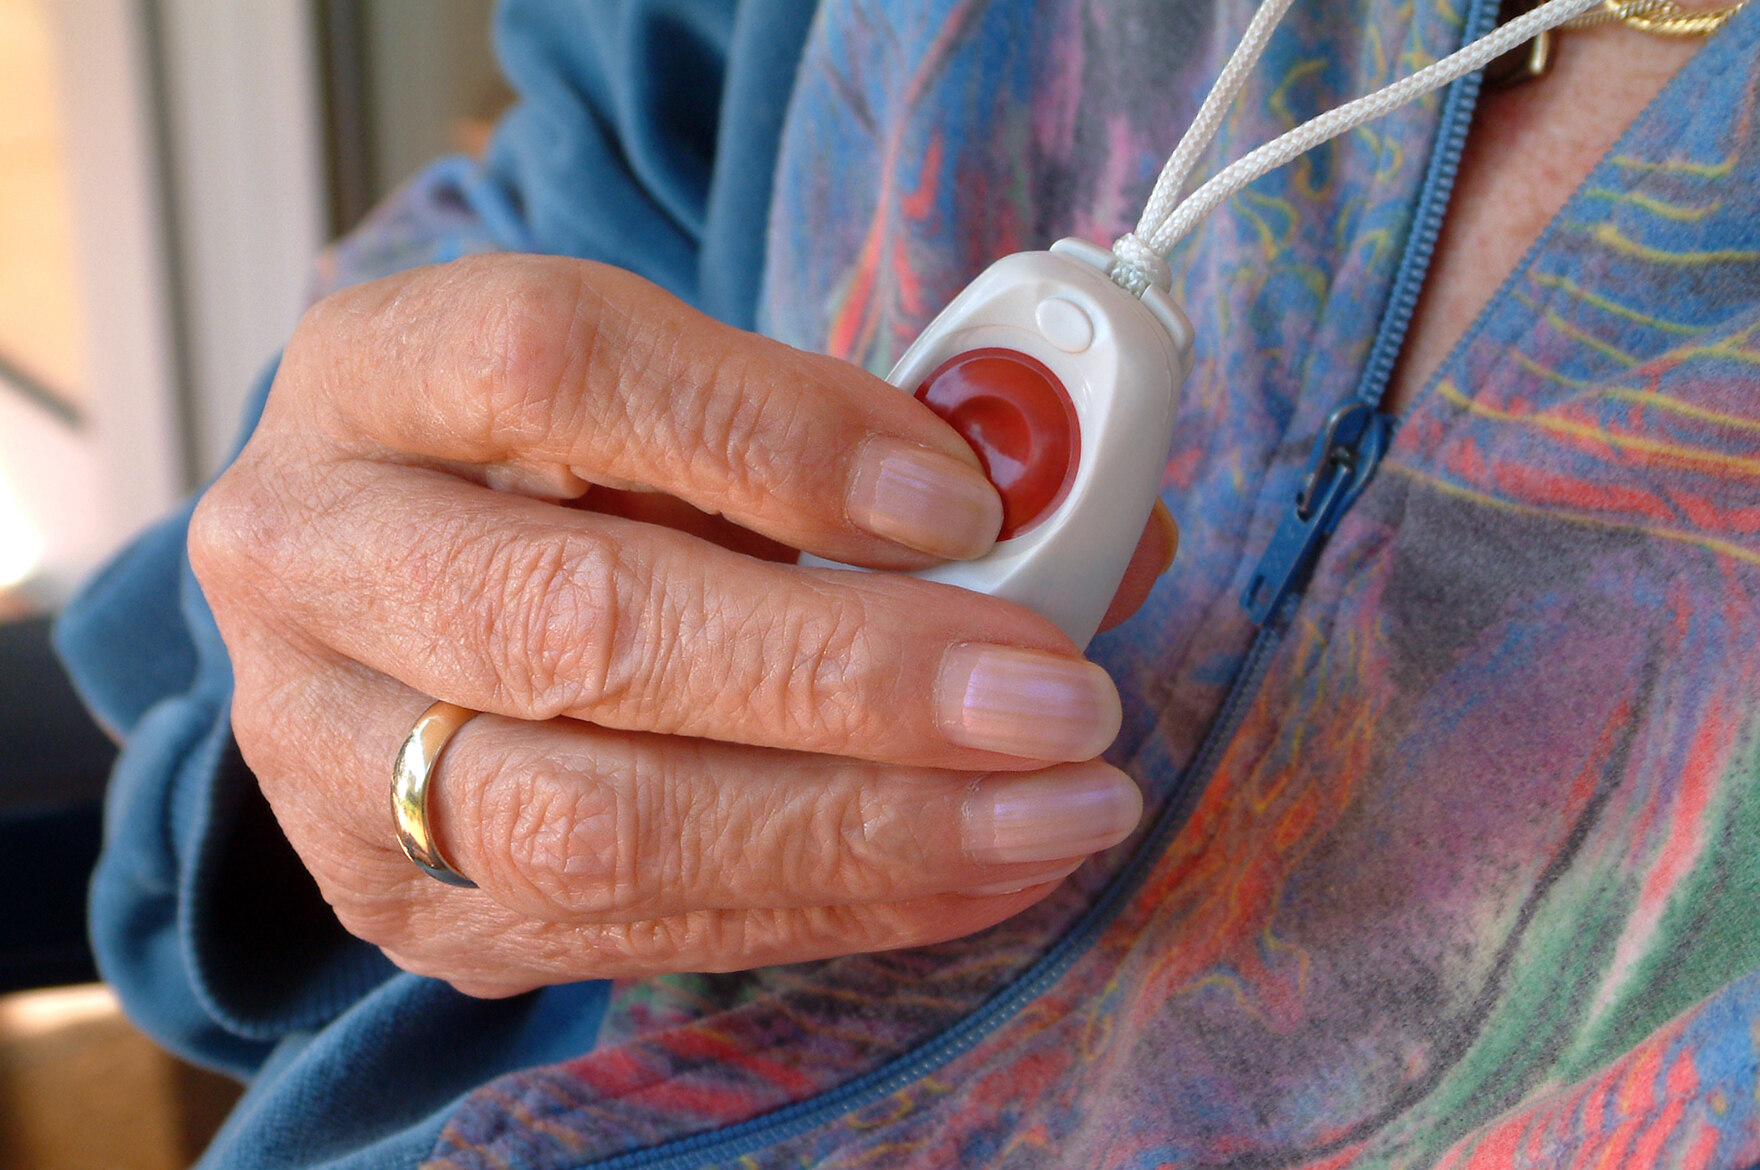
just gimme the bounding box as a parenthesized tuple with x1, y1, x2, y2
(1558, 0, 1751, 36)
(1487, 0, 1749, 87)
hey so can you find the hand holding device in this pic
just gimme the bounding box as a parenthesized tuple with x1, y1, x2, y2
(189, 255, 1146, 995)
(810, 239, 1193, 650)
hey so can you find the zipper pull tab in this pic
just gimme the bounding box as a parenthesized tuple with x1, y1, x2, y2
(1241, 402, 1392, 625)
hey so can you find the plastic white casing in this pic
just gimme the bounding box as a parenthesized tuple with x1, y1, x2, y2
(809, 238, 1194, 649)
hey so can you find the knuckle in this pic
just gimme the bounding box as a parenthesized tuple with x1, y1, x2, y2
(186, 474, 249, 588)
(624, 315, 830, 512)
(463, 528, 627, 718)
(687, 906, 853, 970)
(284, 281, 387, 411)
(687, 343, 838, 512)
(806, 782, 905, 901)
(468, 743, 665, 922)
(686, 345, 783, 501)
(283, 289, 348, 374)
(188, 457, 300, 603)
(606, 910, 751, 970)
(743, 590, 879, 751)
(732, 773, 909, 905)
(189, 441, 375, 632)
(492, 760, 627, 917)
(471, 263, 598, 454)
(594, 903, 914, 974)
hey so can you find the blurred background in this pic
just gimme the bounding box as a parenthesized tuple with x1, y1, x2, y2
(0, 2, 503, 1163)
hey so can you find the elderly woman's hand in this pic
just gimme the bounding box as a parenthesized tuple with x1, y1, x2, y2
(188, 254, 1170, 997)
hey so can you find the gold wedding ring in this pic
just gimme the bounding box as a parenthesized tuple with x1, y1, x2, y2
(391, 700, 481, 888)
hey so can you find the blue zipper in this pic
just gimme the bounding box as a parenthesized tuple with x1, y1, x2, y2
(594, 619, 1295, 1168)
(1243, 0, 1497, 626)
(585, 3, 1496, 1164)
(1348, 0, 1499, 415)
(1241, 399, 1392, 624)
(589, 625, 1290, 1170)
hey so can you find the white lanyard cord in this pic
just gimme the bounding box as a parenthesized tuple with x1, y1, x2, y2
(1125, 0, 1302, 262)
(1109, 0, 1607, 295)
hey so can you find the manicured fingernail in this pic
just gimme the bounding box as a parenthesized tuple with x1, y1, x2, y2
(963, 762, 1142, 865)
(936, 644, 1122, 760)
(846, 436, 1003, 559)
(960, 859, 1085, 898)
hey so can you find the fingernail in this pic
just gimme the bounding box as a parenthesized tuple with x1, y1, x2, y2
(846, 436, 1002, 559)
(963, 762, 1142, 865)
(1153, 501, 1178, 575)
(960, 859, 1085, 898)
(936, 644, 1122, 760)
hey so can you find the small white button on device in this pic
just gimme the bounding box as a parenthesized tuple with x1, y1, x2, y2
(1034, 297, 1094, 353)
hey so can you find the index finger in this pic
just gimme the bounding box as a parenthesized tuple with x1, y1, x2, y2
(282, 254, 1004, 568)
(210, 460, 1123, 770)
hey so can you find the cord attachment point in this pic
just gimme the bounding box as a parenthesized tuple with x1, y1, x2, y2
(1107, 232, 1172, 297)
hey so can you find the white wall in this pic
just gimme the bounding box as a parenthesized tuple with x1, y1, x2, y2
(36, 0, 184, 598)
(154, 0, 328, 481)
(7, 0, 328, 606)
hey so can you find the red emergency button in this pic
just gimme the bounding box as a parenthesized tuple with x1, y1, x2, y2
(915, 348, 1079, 540)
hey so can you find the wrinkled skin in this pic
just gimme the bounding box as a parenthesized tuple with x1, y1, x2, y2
(190, 255, 1172, 997)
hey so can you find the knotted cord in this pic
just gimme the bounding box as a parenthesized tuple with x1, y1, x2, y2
(1108, 0, 1608, 295)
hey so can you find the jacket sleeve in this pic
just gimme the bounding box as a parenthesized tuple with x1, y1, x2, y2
(53, 0, 815, 1076)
